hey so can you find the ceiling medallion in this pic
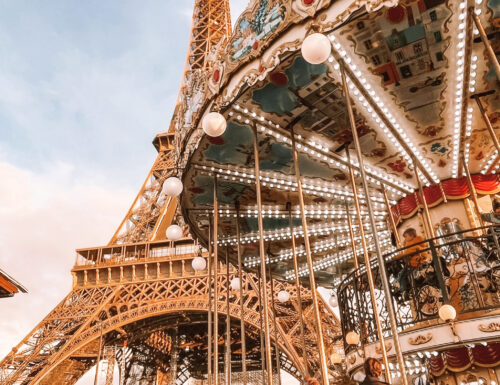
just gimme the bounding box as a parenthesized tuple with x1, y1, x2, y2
(478, 322, 500, 333)
(408, 333, 433, 345)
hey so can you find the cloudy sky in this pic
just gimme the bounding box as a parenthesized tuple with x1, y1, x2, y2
(0, 1, 332, 383)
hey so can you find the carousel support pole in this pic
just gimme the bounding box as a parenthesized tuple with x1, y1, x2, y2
(413, 163, 450, 304)
(341, 65, 407, 385)
(345, 153, 391, 383)
(382, 185, 401, 247)
(235, 204, 247, 385)
(268, 266, 282, 385)
(471, 91, 500, 161)
(471, 14, 500, 83)
(344, 200, 359, 270)
(257, 267, 267, 384)
(413, 165, 435, 238)
(252, 125, 274, 385)
(225, 248, 232, 385)
(287, 203, 309, 376)
(290, 127, 329, 385)
(213, 176, 220, 385)
(207, 218, 213, 385)
(463, 156, 485, 227)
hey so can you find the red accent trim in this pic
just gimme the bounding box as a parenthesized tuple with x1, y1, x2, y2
(428, 343, 500, 376)
(391, 174, 500, 224)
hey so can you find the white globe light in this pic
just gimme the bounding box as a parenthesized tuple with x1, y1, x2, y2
(163, 177, 183, 197)
(202, 112, 227, 137)
(277, 290, 290, 303)
(191, 256, 206, 271)
(345, 331, 360, 345)
(438, 304, 456, 322)
(301, 33, 331, 65)
(166, 224, 183, 241)
(329, 294, 338, 308)
(330, 352, 342, 364)
(230, 277, 241, 291)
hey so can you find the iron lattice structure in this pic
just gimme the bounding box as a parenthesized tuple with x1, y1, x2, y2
(0, 3, 342, 384)
(0, 244, 340, 384)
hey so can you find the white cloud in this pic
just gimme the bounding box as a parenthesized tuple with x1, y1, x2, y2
(0, 159, 134, 359)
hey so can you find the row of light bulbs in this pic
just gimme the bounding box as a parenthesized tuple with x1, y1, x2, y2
(324, 34, 439, 185)
(243, 227, 390, 268)
(220, 220, 388, 247)
(481, 150, 498, 174)
(200, 207, 387, 221)
(230, 104, 412, 195)
(195, 163, 395, 205)
(284, 236, 393, 280)
(452, 0, 479, 178)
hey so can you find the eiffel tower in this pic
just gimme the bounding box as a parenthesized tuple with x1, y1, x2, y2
(0, 1, 341, 384)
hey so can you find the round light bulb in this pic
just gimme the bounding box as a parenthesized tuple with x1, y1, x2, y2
(329, 294, 338, 307)
(345, 331, 360, 345)
(438, 304, 456, 321)
(166, 224, 183, 241)
(163, 177, 183, 197)
(202, 112, 227, 137)
(331, 352, 342, 364)
(191, 256, 207, 271)
(230, 277, 241, 291)
(301, 33, 332, 65)
(277, 290, 290, 303)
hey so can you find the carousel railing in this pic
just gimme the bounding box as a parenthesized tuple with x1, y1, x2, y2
(338, 224, 500, 352)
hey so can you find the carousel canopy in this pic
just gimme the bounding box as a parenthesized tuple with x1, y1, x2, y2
(176, 0, 500, 287)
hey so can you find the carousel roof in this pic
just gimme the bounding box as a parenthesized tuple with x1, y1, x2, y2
(176, 0, 500, 287)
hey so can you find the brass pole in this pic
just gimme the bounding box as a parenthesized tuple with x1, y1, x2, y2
(93, 320, 104, 385)
(344, 200, 359, 270)
(471, 94, 500, 156)
(471, 13, 500, 83)
(252, 126, 274, 385)
(413, 166, 435, 238)
(208, 218, 213, 385)
(382, 185, 401, 247)
(257, 268, 267, 384)
(268, 266, 282, 385)
(463, 156, 485, 227)
(345, 153, 391, 383)
(287, 203, 309, 376)
(290, 126, 329, 385)
(225, 248, 232, 384)
(235, 205, 247, 385)
(213, 176, 220, 385)
(341, 65, 407, 385)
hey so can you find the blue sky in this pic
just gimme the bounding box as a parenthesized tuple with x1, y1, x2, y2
(0, 0, 247, 186)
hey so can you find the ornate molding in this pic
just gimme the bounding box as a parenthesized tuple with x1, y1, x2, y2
(478, 322, 500, 333)
(375, 342, 392, 354)
(408, 333, 433, 345)
(349, 355, 356, 365)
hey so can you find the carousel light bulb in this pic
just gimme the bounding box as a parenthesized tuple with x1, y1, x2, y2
(438, 304, 456, 321)
(301, 33, 331, 64)
(163, 177, 183, 197)
(191, 256, 207, 271)
(166, 224, 183, 241)
(329, 294, 338, 307)
(346, 331, 360, 345)
(277, 290, 290, 303)
(202, 111, 227, 137)
(230, 277, 241, 291)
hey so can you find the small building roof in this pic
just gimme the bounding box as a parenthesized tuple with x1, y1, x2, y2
(0, 268, 27, 298)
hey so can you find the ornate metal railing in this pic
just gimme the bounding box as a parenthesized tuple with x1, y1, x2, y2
(338, 225, 500, 351)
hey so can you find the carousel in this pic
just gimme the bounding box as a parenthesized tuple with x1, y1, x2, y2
(168, 0, 500, 384)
